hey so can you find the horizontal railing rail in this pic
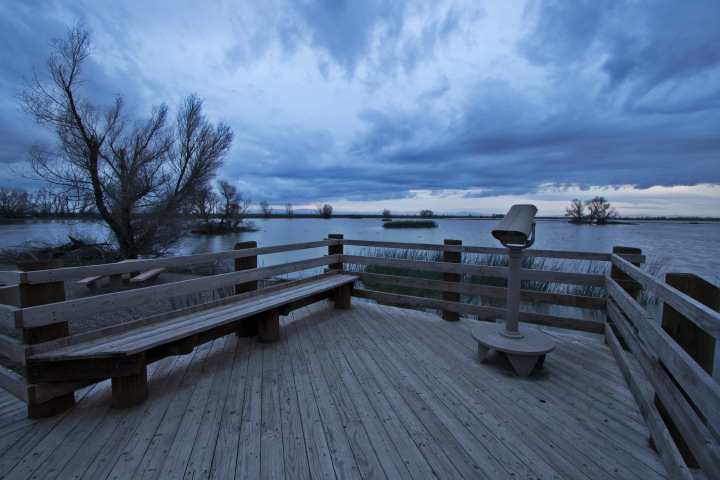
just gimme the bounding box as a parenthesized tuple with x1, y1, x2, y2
(335, 238, 614, 334)
(14, 255, 340, 329)
(348, 271, 607, 310)
(0, 242, 342, 408)
(342, 254, 605, 286)
(611, 253, 720, 339)
(9, 240, 334, 285)
(605, 254, 720, 478)
(340, 238, 645, 263)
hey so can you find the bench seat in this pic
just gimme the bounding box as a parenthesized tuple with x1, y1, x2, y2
(129, 267, 165, 283)
(27, 272, 357, 407)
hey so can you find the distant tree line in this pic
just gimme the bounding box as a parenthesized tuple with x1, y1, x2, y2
(565, 197, 617, 224)
(0, 186, 95, 218)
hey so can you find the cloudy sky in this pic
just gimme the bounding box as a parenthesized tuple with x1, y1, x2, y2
(1, 0, 719, 216)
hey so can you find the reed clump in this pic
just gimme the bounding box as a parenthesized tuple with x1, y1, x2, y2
(349, 248, 609, 308)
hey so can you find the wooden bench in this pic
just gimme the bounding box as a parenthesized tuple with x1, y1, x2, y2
(76, 265, 166, 291)
(129, 267, 165, 284)
(27, 272, 357, 408)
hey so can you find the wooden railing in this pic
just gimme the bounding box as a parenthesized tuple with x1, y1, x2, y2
(338, 237, 623, 334)
(0, 240, 337, 413)
(605, 254, 720, 480)
(0, 234, 718, 479)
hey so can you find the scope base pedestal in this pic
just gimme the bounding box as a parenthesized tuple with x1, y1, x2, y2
(472, 322, 555, 377)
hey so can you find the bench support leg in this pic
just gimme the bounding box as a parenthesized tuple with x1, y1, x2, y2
(236, 314, 260, 337)
(258, 308, 280, 343)
(109, 274, 123, 291)
(335, 284, 352, 310)
(27, 392, 75, 418)
(111, 354, 148, 408)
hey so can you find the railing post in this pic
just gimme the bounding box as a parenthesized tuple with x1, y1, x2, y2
(17, 259, 68, 344)
(234, 241, 258, 295)
(328, 234, 343, 271)
(608, 246, 642, 350)
(442, 239, 462, 321)
(655, 272, 719, 467)
(234, 241, 259, 338)
(17, 259, 75, 418)
(610, 246, 643, 299)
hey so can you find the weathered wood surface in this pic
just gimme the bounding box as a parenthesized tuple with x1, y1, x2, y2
(343, 254, 605, 286)
(606, 276, 720, 434)
(19, 255, 341, 328)
(0, 301, 666, 479)
(128, 267, 166, 283)
(611, 254, 720, 339)
(354, 288, 605, 333)
(350, 270, 607, 310)
(607, 301, 720, 478)
(604, 321, 693, 480)
(30, 274, 358, 361)
(340, 238, 640, 262)
(15, 240, 335, 284)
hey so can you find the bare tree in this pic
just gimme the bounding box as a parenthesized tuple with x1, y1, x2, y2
(33, 187, 54, 217)
(217, 180, 250, 229)
(22, 25, 232, 257)
(316, 204, 333, 218)
(0, 187, 33, 218)
(584, 196, 617, 225)
(260, 201, 272, 217)
(564, 199, 585, 224)
(420, 209, 433, 218)
(285, 202, 294, 217)
(382, 209, 391, 219)
(191, 184, 219, 224)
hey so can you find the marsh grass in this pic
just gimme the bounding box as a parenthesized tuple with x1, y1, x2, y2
(348, 248, 614, 309)
(349, 247, 668, 315)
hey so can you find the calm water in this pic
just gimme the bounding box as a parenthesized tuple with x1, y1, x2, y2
(1, 217, 719, 283)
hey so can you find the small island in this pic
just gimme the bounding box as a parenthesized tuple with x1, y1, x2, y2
(383, 220, 438, 229)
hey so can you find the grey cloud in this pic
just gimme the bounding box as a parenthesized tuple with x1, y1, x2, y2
(520, 0, 612, 66)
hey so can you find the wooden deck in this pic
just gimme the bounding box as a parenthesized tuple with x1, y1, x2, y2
(0, 301, 666, 479)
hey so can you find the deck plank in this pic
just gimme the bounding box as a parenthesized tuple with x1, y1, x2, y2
(260, 328, 285, 480)
(235, 335, 263, 479)
(276, 316, 311, 480)
(158, 335, 233, 479)
(208, 336, 252, 479)
(104, 341, 214, 480)
(390, 307, 666, 478)
(1, 382, 111, 479)
(182, 335, 238, 479)
(299, 307, 397, 479)
(305, 309, 416, 479)
(25, 360, 170, 480)
(290, 315, 362, 479)
(49, 355, 181, 480)
(0, 301, 668, 480)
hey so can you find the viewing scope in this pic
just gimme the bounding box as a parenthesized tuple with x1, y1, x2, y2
(491, 204, 537, 249)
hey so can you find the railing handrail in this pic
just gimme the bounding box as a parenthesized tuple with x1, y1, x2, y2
(340, 238, 646, 263)
(17, 255, 340, 329)
(342, 253, 606, 286)
(5, 240, 334, 285)
(610, 253, 720, 340)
